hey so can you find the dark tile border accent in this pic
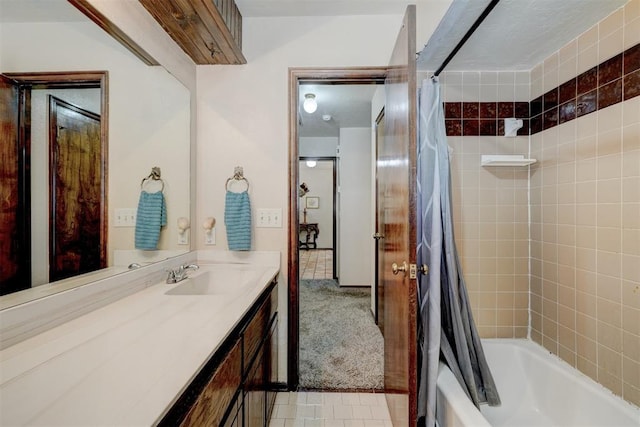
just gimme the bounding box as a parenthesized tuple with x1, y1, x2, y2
(443, 43, 640, 136)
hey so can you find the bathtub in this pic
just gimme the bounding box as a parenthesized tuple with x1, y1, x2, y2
(436, 339, 640, 426)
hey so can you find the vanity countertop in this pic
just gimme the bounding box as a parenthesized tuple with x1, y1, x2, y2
(0, 261, 279, 426)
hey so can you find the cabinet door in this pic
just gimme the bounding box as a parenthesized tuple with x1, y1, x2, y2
(244, 296, 270, 366)
(181, 339, 242, 427)
(245, 344, 266, 427)
(266, 317, 278, 420)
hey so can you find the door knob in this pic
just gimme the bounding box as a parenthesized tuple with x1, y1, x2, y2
(373, 232, 384, 240)
(419, 264, 429, 275)
(391, 261, 407, 275)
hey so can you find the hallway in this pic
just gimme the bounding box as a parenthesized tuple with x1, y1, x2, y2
(299, 249, 333, 280)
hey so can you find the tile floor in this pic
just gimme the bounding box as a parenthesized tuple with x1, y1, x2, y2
(299, 249, 333, 280)
(269, 391, 393, 426)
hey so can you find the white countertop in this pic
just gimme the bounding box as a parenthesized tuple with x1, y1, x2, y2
(0, 261, 279, 426)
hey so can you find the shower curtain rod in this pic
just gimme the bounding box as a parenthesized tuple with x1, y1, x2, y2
(432, 0, 501, 77)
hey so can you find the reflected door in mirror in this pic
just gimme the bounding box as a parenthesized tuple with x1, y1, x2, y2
(49, 96, 105, 282)
(0, 75, 30, 295)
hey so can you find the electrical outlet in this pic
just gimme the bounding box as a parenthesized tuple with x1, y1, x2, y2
(178, 230, 189, 245)
(114, 208, 136, 227)
(205, 227, 216, 245)
(256, 208, 282, 228)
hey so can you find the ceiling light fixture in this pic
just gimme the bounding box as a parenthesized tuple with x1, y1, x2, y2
(306, 160, 317, 168)
(303, 93, 317, 113)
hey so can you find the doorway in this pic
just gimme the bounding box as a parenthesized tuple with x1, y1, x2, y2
(288, 68, 387, 391)
(298, 157, 336, 281)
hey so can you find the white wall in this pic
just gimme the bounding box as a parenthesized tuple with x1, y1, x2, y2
(299, 136, 339, 157)
(1, 21, 191, 270)
(82, 0, 198, 248)
(337, 128, 373, 287)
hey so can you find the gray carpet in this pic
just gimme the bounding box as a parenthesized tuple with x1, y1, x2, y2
(299, 279, 384, 390)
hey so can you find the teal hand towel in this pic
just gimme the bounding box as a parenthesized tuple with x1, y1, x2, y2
(135, 191, 167, 250)
(224, 190, 251, 251)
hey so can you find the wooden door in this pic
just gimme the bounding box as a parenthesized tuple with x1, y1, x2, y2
(49, 96, 104, 282)
(381, 6, 417, 427)
(374, 109, 385, 330)
(0, 74, 30, 295)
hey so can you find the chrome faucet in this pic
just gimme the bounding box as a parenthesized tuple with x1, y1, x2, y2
(166, 263, 199, 284)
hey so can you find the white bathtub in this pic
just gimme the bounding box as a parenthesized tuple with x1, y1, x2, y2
(436, 339, 640, 426)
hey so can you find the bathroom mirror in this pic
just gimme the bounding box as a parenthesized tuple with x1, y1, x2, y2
(0, 0, 191, 307)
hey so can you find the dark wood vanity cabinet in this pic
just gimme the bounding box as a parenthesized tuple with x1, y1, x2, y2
(243, 312, 278, 426)
(160, 281, 278, 427)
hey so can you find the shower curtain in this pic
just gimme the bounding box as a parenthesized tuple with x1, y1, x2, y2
(416, 77, 500, 427)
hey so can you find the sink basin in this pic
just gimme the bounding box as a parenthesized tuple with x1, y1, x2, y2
(165, 272, 235, 295)
(164, 269, 258, 295)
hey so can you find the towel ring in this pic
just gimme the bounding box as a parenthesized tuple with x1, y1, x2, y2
(225, 176, 249, 192)
(141, 166, 165, 192)
(225, 166, 249, 192)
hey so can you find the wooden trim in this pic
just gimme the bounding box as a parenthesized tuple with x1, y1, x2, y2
(288, 70, 300, 390)
(67, 0, 160, 66)
(288, 67, 387, 391)
(373, 108, 385, 327)
(4, 71, 104, 88)
(407, 8, 419, 425)
(99, 73, 109, 269)
(5, 71, 109, 275)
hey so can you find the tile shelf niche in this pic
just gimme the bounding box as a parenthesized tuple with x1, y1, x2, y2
(481, 155, 537, 167)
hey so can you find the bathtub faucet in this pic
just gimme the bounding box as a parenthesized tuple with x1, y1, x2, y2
(166, 263, 199, 284)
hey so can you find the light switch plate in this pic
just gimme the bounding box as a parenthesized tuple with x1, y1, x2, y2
(114, 208, 136, 227)
(256, 208, 282, 228)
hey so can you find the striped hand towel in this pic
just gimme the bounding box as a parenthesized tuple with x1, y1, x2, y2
(135, 191, 167, 250)
(224, 190, 251, 251)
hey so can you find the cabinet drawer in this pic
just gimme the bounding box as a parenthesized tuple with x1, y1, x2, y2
(181, 339, 242, 427)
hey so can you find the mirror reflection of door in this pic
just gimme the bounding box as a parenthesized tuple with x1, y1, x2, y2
(0, 75, 29, 295)
(49, 96, 105, 282)
(0, 72, 106, 294)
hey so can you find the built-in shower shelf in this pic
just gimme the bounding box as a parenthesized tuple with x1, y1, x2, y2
(481, 155, 537, 167)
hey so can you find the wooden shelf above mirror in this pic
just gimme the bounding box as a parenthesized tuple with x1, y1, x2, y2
(139, 0, 246, 65)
